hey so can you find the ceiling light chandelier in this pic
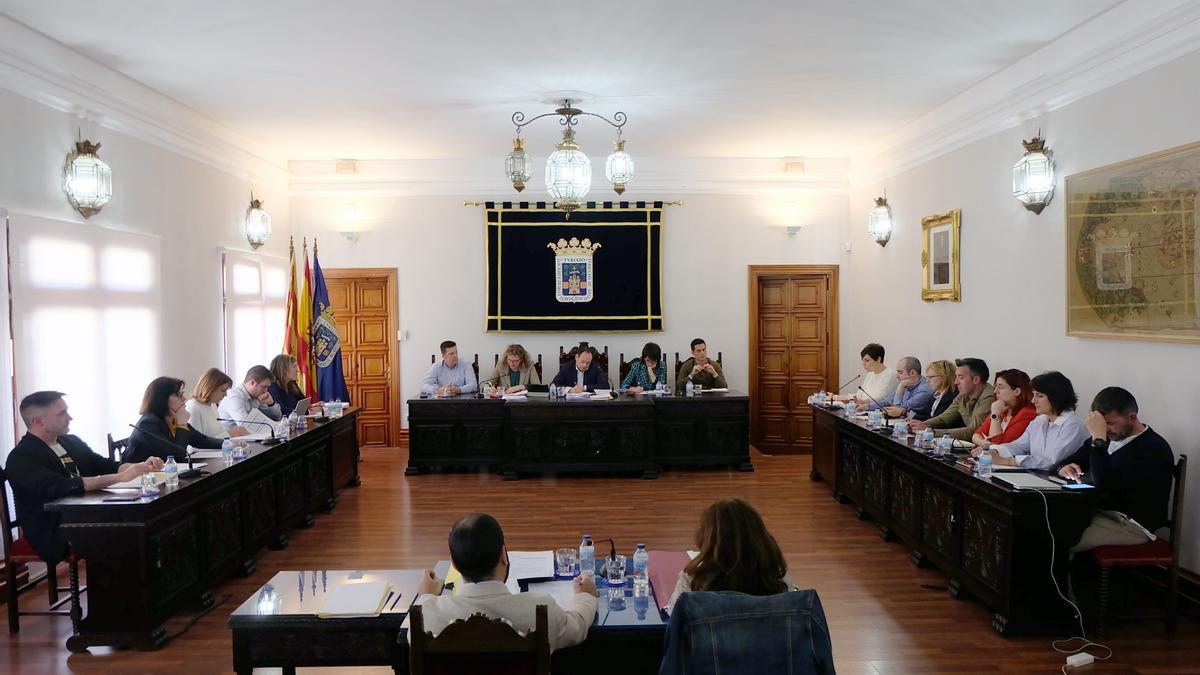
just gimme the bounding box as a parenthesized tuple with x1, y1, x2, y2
(63, 131, 113, 219)
(1012, 134, 1055, 214)
(506, 99, 632, 216)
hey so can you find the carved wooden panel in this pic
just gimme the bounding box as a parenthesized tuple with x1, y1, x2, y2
(242, 475, 278, 544)
(616, 427, 649, 458)
(789, 315, 824, 345)
(758, 347, 786, 374)
(705, 420, 748, 455)
(547, 428, 608, 461)
(788, 349, 824, 377)
(922, 483, 958, 563)
(510, 427, 542, 460)
(359, 418, 390, 447)
(149, 515, 199, 608)
(790, 281, 821, 309)
(840, 439, 862, 499)
(277, 459, 306, 522)
(862, 450, 889, 513)
(760, 279, 787, 310)
(461, 424, 503, 457)
(305, 447, 331, 511)
(890, 467, 920, 537)
(357, 317, 387, 347)
(356, 351, 387, 381)
(335, 317, 354, 350)
(353, 279, 388, 314)
(326, 280, 351, 315)
(658, 422, 696, 458)
(962, 506, 1007, 592)
(757, 414, 787, 447)
(759, 315, 788, 343)
(758, 379, 788, 412)
(788, 414, 813, 452)
(200, 492, 242, 574)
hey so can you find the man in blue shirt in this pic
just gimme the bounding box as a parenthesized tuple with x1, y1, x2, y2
(421, 340, 478, 396)
(883, 356, 933, 419)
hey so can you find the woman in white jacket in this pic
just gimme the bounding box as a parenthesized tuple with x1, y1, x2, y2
(185, 368, 249, 438)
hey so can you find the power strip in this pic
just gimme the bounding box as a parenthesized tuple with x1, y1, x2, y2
(1066, 652, 1094, 668)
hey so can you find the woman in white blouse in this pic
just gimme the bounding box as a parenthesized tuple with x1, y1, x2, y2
(836, 343, 897, 409)
(185, 368, 249, 439)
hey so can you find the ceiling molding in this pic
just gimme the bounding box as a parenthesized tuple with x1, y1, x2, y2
(0, 15, 289, 188)
(853, 0, 1200, 186)
(287, 157, 852, 198)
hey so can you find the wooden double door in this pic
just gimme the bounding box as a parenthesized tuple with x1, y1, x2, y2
(749, 265, 838, 454)
(323, 268, 399, 448)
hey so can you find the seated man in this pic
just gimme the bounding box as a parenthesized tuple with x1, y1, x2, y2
(551, 347, 607, 393)
(4, 391, 162, 565)
(910, 357, 995, 441)
(218, 365, 282, 429)
(413, 513, 597, 651)
(883, 356, 933, 419)
(421, 340, 479, 397)
(675, 338, 727, 394)
(1055, 387, 1175, 553)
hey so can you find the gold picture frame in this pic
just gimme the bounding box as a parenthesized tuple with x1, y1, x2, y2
(921, 209, 961, 302)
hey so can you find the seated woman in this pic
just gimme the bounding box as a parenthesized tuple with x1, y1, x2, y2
(921, 359, 958, 421)
(667, 498, 794, 613)
(988, 371, 1090, 469)
(621, 342, 668, 393)
(481, 344, 541, 394)
(185, 368, 250, 438)
(268, 354, 310, 416)
(836, 343, 896, 408)
(124, 376, 224, 463)
(971, 369, 1036, 453)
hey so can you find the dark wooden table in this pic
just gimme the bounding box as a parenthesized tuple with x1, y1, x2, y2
(45, 410, 361, 652)
(406, 391, 751, 479)
(809, 404, 1095, 635)
(229, 560, 668, 675)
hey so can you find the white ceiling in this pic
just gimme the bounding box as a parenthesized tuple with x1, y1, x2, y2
(0, 0, 1122, 162)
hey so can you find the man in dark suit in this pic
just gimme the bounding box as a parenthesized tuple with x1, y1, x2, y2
(3, 391, 162, 565)
(551, 348, 608, 393)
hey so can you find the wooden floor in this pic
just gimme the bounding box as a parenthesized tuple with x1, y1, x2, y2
(5, 446, 1199, 674)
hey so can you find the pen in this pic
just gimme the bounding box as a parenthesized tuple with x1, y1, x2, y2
(383, 590, 394, 611)
(389, 592, 402, 611)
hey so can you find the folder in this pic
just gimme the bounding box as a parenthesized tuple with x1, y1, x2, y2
(647, 550, 692, 613)
(317, 580, 390, 618)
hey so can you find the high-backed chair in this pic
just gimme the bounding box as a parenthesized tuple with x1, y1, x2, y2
(0, 467, 83, 634)
(408, 603, 551, 675)
(430, 353, 480, 384)
(673, 351, 723, 376)
(558, 342, 608, 374)
(490, 354, 545, 383)
(106, 434, 130, 463)
(618, 353, 635, 386)
(1089, 454, 1188, 637)
(659, 590, 834, 675)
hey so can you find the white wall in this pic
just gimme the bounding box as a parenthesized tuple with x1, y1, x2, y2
(0, 86, 292, 410)
(846, 48, 1200, 569)
(290, 193, 850, 425)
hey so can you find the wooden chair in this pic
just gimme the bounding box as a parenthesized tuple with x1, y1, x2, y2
(408, 603, 550, 675)
(430, 353, 481, 385)
(106, 433, 130, 463)
(558, 342, 609, 374)
(618, 354, 635, 386)
(0, 467, 83, 634)
(1089, 454, 1187, 637)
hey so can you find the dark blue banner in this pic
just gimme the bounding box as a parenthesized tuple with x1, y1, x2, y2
(311, 251, 351, 402)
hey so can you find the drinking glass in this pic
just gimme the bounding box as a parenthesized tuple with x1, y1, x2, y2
(232, 442, 248, 462)
(693, 383, 703, 395)
(555, 548, 579, 577)
(605, 554, 627, 586)
(139, 472, 160, 498)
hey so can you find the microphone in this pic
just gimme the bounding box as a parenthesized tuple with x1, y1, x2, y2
(219, 418, 283, 446)
(835, 373, 863, 393)
(857, 386, 892, 419)
(128, 423, 209, 480)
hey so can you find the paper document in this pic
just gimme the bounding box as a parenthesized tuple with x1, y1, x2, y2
(686, 550, 699, 560)
(525, 580, 578, 610)
(566, 392, 592, 400)
(318, 580, 390, 618)
(189, 450, 225, 459)
(1100, 510, 1156, 541)
(589, 394, 611, 401)
(502, 394, 528, 401)
(505, 550, 554, 594)
(593, 389, 612, 396)
(702, 388, 729, 393)
(108, 464, 207, 489)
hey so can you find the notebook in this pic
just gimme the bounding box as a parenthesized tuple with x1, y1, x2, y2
(647, 550, 692, 613)
(317, 580, 390, 618)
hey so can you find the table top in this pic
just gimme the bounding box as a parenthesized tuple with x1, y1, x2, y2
(229, 569, 422, 625)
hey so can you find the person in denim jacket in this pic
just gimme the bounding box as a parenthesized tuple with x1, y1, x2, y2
(667, 498, 795, 612)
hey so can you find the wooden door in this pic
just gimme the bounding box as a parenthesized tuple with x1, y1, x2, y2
(749, 266, 838, 454)
(323, 269, 399, 448)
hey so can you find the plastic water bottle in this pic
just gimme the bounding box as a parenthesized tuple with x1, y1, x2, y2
(163, 456, 179, 487)
(685, 380, 695, 397)
(632, 543, 649, 581)
(656, 381, 665, 395)
(844, 400, 857, 417)
(221, 439, 235, 465)
(297, 411, 308, 432)
(921, 427, 935, 450)
(976, 450, 993, 479)
(288, 411, 298, 435)
(276, 417, 289, 439)
(817, 388, 827, 404)
(579, 535, 595, 578)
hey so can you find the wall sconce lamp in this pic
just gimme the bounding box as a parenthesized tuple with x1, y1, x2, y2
(63, 132, 113, 219)
(1013, 134, 1055, 214)
(867, 195, 893, 247)
(244, 193, 272, 249)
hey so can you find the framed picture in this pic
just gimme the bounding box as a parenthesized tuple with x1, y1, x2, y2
(921, 209, 961, 302)
(1065, 139, 1200, 343)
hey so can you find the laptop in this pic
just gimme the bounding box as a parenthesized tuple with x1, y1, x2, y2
(294, 397, 311, 416)
(992, 472, 1061, 491)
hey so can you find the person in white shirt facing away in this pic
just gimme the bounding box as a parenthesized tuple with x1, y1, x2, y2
(836, 343, 897, 408)
(421, 340, 479, 397)
(217, 365, 282, 432)
(412, 513, 597, 652)
(988, 371, 1090, 469)
(185, 368, 250, 439)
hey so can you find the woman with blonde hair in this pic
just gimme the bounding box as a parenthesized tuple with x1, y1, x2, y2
(481, 344, 541, 394)
(922, 359, 958, 421)
(667, 497, 794, 612)
(185, 367, 249, 438)
(268, 353, 310, 416)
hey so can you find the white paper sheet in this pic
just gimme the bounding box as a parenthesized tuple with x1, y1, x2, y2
(318, 580, 390, 618)
(504, 550, 554, 594)
(701, 388, 730, 393)
(524, 580, 577, 610)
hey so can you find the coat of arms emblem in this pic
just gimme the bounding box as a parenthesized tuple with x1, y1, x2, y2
(547, 237, 601, 303)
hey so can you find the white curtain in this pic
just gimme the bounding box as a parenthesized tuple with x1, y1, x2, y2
(8, 214, 161, 453)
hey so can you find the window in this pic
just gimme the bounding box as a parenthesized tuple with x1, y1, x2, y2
(221, 249, 287, 385)
(8, 215, 161, 454)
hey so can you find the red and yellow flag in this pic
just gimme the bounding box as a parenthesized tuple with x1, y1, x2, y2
(283, 237, 302, 359)
(299, 238, 316, 399)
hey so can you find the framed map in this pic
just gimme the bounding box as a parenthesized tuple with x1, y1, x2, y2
(1066, 140, 1200, 343)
